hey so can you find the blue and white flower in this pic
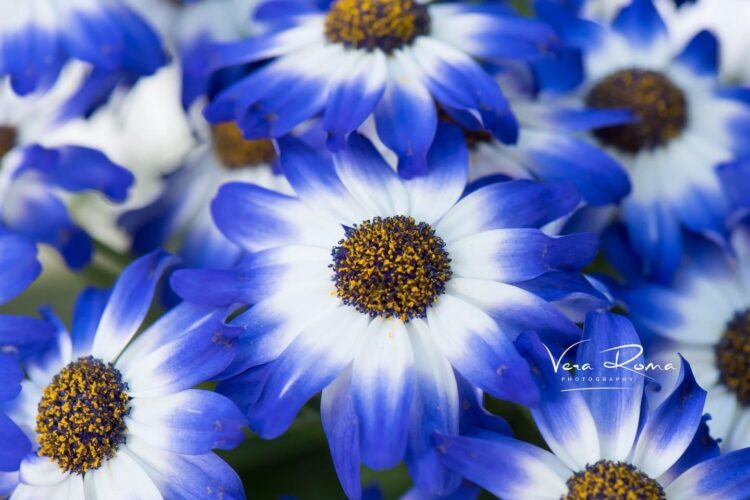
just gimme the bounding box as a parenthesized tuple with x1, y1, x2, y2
(0, 75, 134, 270)
(0, 251, 247, 499)
(200, 0, 561, 174)
(616, 227, 750, 452)
(170, 126, 604, 497)
(0, 0, 168, 117)
(466, 72, 631, 207)
(436, 311, 750, 500)
(539, 0, 750, 282)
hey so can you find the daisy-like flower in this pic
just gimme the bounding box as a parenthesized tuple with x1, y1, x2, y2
(615, 227, 750, 452)
(0, 0, 167, 116)
(120, 117, 290, 273)
(0, 74, 134, 269)
(171, 126, 604, 497)
(0, 251, 247, 498)
(436, 311, 750, 500)
(200, 0, 561, 173)
(463, 72, 631, 207)
(538, 0, 750, 282)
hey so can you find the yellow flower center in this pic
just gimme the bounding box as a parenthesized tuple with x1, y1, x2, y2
(716, 309, 750, 405)
(563, 460, 665, 500)
(585, 68, 688, 154)
(211, 122, 277, 169)
(330, 215, 452, 322)
(324, 0, 430, 52)
(36, 356, 130, 474)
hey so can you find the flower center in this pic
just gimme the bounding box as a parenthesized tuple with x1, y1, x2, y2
(211, 122, 277, 169)
(324, 0, 430, 53)
(585, 68, 688, 154)
(36, 356, 130, 474)
(716, 309, 750, 406)
(563, 460, 666, 500)
(0, 126, 17, 162)
(330, 215, 452, 321)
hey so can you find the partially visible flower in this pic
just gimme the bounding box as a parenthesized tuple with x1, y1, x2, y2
(200, 0, 562, 174)
(538, 0, 750, 283)
(171, 125, 603, 497)
(436, 311, 750, 499)
(0, 251, 246, 498)
(616, 227, 750, 451)
(120, 117, 290, 277)
(0, 0, 167, 116)
(462, 71, 631, 207)
(0, 73, 134, 270)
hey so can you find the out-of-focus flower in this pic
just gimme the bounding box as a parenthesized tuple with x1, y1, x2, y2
(437, 311, 750, 500)
(462, 71, 631, 207)
(616, 227, 750, 451)
(540, 0, 750, 283)
(0, 70, 134, 270)
(120, 117, 290, 279)
(200, 0, 563, 174)
(0, 0, 168, 117)
(0, 251, 246, 498)
(171, 126, 603, 497)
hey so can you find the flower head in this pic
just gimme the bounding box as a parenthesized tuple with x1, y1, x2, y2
(171, 125, 606, 496)
(0, 251, 247, 498)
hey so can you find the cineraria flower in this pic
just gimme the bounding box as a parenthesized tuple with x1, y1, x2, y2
(539, 0, 750, 282)
(120, 117, 290, 273)
(0, 251, 247, 498)
(464, 72, 631, 206)
(200, 0, 561, 173)
(0, 0, 168, 117)
(0, 75, 134, 269)
(436, 311, 750, 499)
(616, 227, 750, 451)
(171, 126, 602, 497)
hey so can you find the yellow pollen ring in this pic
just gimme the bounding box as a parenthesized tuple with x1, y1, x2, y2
(36, 356, 130, 474)
(564, 460, 666, 500)
(324, 0, 430, 52)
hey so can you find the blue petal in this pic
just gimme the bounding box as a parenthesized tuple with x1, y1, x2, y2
(57, 68, 123, 121)
(514, 330, 601, 471)
(323, 52, 387, 146)
(127, 390, 246, 454)
(216, 364, 273, 416)
(0, 354, 23, 401)
(321, 370, 362, 500)
(70, 288, 110, 357)
(0, 26, 64, 95)
(718, 160, 750, 225)
(435, 432, 569, 499)
(3, 184, 92, 269)
(659, 415, 720, 485)
(90, 251, 178, 362)
(119, 310, 242, 398)
(514, 272, 612, 320)
(352, 321, 414, 469)
(277, 135, 367, 220)
(521, 133, 630, 205)
(455, 372, 512, 437)
(211, 182, 340, 252)
(0, 233, 40, 305)
(18, 145, 133, 202)
(530, 48, 585, 94)
(405, 320, 461, 495)
(612, 0, 668, 48)
(674, 30, 719, 77)
(246, 307, 367, 438)
(577, 312, 644, 460)
(373, 53, 437, 176)
(664, 448, 750, 498)
(632, 357, 707, 478)
(623, 199, 683, 284)
(437, 180, 581, 240)
(0, 413, 30, 472)
(0, 316, 56, 359)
